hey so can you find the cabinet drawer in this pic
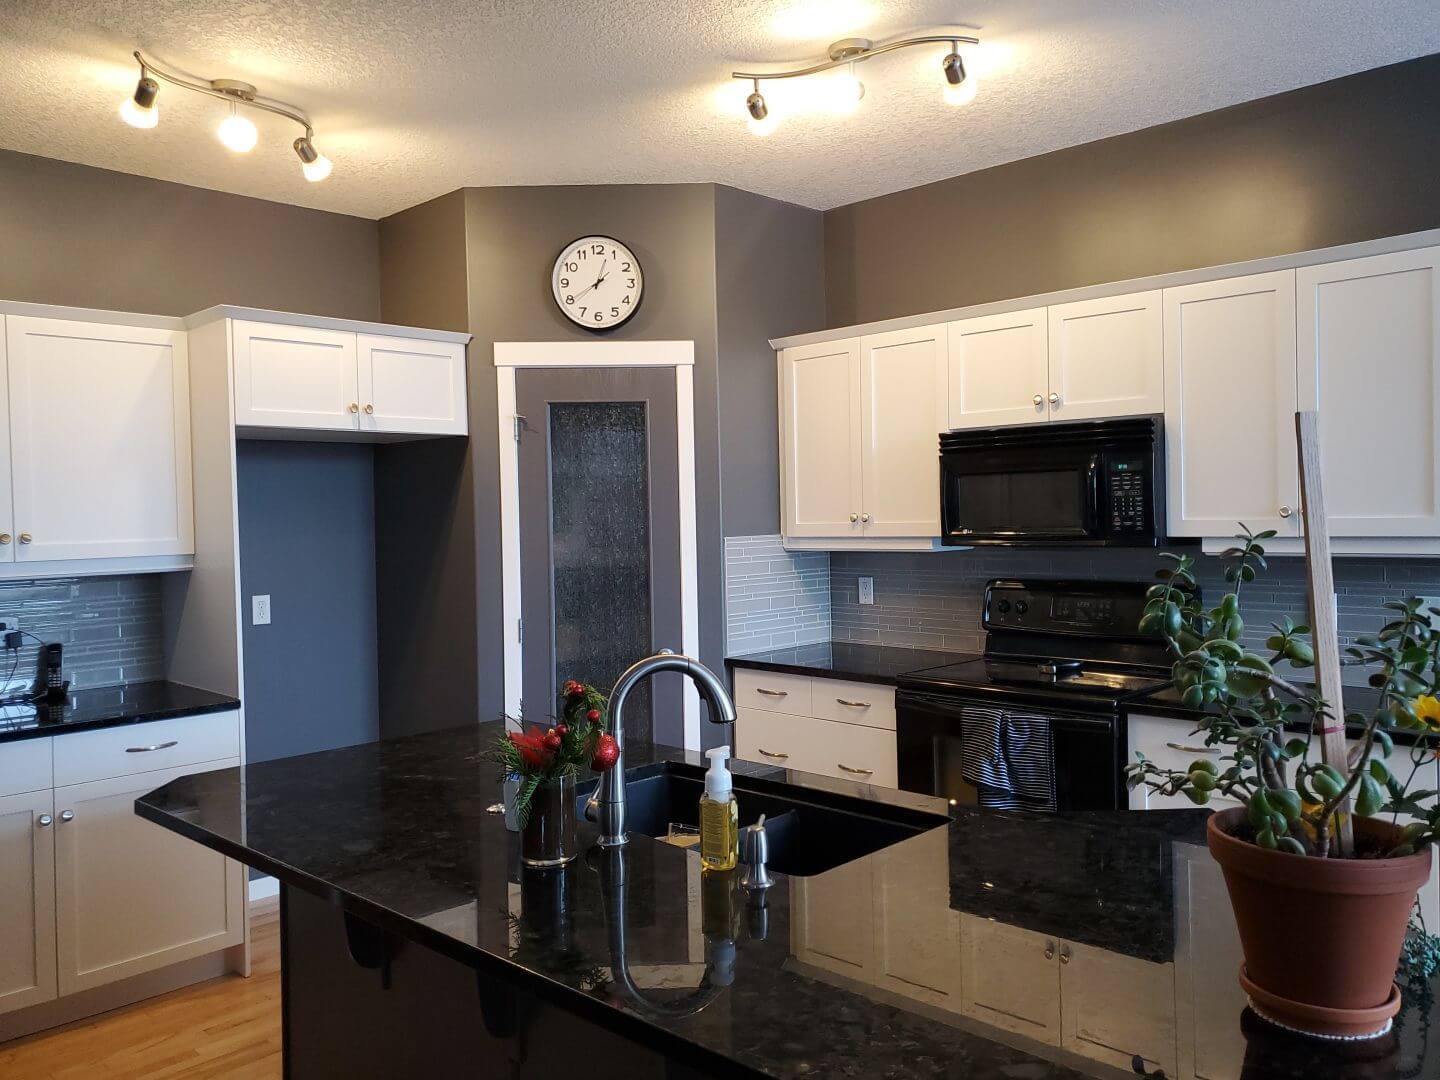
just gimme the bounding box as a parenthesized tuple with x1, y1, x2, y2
(733, 670, 812, 716)
(810, 679, 896, 730)
(812, 720, 898, 788)
(0, 737, 52, 797)
(735, 707, 822, 771)
(53, 710, 241, 787)
(1128, 713, 1221, 775)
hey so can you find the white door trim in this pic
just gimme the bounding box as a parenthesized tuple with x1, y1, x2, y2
(495, 340, 701, 750)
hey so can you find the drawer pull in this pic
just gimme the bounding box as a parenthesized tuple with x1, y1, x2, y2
(837, 763, 873, 776)
(1165, 742, 1218, 756)
(836, 698, 871, 708)
(126, 740, 179, 753)
(754, 688, 788, 697)
(757, 748, 790, 760)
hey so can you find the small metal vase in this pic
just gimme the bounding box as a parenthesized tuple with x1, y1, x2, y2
(520, 774, 578, 868)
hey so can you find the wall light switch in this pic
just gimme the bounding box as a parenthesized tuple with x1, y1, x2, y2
(252, 595, 272, 626)
(858, 577, 875, 606)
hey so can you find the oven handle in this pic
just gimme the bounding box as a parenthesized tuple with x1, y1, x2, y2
(895, 691, 1116, 731)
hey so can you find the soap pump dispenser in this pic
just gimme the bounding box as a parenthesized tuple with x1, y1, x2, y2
(699, 745, 739, 872)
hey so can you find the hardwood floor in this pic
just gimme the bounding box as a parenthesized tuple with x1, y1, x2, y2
(0, 911, 281, 1079)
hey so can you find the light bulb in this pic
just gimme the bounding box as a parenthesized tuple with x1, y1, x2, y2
(301, 153, 333, 182)
(218, 108, 258, 153)
(943, 76, 979, 107)
(120, 96, 159, 129)
(747, 113, 779, 137)
(828, 63, 865, 114)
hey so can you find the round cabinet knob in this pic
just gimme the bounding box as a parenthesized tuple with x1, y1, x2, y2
(849, 513, 859, 523)
(0, 533, 10, 545)
(1048, 393, 1060, 406)
(860, 513, 870, 523)
(37, 814, 52, 828)
(18, 533, 32, 545)
(348, 402, 360, 414)
(1278, 505, 1293, 519)
(364, 404, 375, 415)
(1059, 947, 1071, 965)
(1032, 394, 1044, 407)
(1043, 942, 1056, 960)
(60, 810, 74, 823)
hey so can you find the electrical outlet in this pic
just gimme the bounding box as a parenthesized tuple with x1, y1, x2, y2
(252, 595, 272, 626)
(858, 577, 875, 606)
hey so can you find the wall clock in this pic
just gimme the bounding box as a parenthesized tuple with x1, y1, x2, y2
(551, 235, 644, 330)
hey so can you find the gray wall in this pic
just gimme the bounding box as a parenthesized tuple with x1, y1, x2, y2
(0, 148, 380, 320)
(237, 441, 380, 762)
(824, 54, 1440, 326)
(714, 186, 826, 537)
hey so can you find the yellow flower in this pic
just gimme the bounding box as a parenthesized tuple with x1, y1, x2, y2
(1415, 695, 1440, 734)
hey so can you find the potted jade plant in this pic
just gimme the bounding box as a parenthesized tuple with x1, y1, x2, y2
(491, 679, 620, 868)
(1127, 528, 1440, 1039)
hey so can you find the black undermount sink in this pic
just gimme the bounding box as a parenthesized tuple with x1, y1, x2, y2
(580, 761, 947, 877)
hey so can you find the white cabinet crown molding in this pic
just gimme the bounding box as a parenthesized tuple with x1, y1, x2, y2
(185, 305, 471, 344)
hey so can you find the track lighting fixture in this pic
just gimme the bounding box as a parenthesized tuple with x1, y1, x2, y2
(118, 51, 333, 181)
(733, 31, 981, 133)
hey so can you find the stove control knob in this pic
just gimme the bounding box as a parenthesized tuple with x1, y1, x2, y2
(996, 599, 1011, 614)
(1015, 600, 1029, 615)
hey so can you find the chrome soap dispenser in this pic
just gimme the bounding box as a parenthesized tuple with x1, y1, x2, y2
(699, 745, 739, 872)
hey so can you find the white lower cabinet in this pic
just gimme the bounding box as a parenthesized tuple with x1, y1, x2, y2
(733, 670, 896, 787)
(0, 788, 57, 1016)
(792, 858, 874, 979)
(54, 761, 244, 996)
(958, 914, 1063, 1042)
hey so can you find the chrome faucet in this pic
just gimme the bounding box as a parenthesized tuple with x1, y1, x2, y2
(585, 650, 737, 847)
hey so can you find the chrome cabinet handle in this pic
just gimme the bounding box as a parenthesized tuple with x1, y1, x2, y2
(60, 810, 74, 823)
(754, 688, 788, 698)
(348, 402, 360, 414)
(837, 763, 873, 776)
(37, 814, 52, 828)
(1044, 941, 1056, 960)
(849, 513, 859, 523)
(1278, 505, 1292, 518)
(1048, 392, 1060, 406)
(1166, 742, 1218, 755)
(836, 698, 871, 708)
(757, 748, 790, 760)
(18, 533, 31, 544)
(126, 740, 178, 753)
(364, 404, 375, 415)
(1032, 394, 1044, 406)
(0, 533, 10, 545)
(1059, 946, 1072, 965)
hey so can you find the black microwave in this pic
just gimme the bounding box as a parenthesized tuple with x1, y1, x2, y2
(939, 416, 1164, 546)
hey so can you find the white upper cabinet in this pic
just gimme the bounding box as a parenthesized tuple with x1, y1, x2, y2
(947, 307, 1049, 429)
(4, 316, 193, 562)
(1298, 247, 1440, 537)
(1047, 291, 1163, 422)
(780, 338, 864, 538)
(1163, 271, 1300, 538)
(358, 334, 468, 436)
(233, 321, 360, 431)
(859, 326, 947, 537)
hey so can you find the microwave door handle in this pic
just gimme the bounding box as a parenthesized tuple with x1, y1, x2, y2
(1085, 454, 1102, 533)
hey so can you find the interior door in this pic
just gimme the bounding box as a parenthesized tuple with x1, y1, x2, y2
(779, 339, 863, 538)
(516, 368, 684, 750)
(6, 316, 193, 561)
(1297, 247, 1440, 536)
(947, 308, 1050, 430)
(859, 326, 947, 537)
(232, 320, 358, 431)
(1163, 271, 1299, 538)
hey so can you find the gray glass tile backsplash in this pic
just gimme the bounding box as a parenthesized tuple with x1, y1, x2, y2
(0, 575, 163, 694)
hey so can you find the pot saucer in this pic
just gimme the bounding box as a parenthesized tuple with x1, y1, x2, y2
(1241, 965, 1401, 1041)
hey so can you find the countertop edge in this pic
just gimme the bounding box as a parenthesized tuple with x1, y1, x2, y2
(0, 690, 241, 745)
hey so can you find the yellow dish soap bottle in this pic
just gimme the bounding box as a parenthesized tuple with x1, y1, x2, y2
(699, 746, 739, 871)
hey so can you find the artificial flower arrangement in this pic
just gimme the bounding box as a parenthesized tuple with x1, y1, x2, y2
(489, 679, 619, 827)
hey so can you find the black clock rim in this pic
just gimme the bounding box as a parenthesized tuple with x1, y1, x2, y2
(552, 234, 644, 333)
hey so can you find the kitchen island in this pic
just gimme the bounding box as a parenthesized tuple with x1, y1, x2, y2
(136, 723, 1439, 1079)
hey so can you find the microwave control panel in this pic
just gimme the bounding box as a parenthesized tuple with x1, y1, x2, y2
(1105, 457, 1150, 535)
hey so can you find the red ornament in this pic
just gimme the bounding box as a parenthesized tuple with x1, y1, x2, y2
(543, 731, 563, 752)
(564, 680, 584, 699)
(555, 724, 568, 737)
(586, 708, 601, 723)
(590, 733, 619, 772)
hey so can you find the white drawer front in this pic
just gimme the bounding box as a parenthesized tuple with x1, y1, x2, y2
(810, 679, 896, 730)
(1127, 713, 1222, 774)
(733, 669, 812, 716)
(735, 707, 822, 771)
(53, 710, 241, 787)
(0, 737, 53, 797)
(813, 719, 898, 788)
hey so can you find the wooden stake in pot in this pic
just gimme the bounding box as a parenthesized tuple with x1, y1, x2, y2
(1295, 410, 1353, 856)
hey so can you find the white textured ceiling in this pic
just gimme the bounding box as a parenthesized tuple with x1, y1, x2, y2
(1, 1, 1437, 219)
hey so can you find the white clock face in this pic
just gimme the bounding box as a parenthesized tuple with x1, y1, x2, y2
(552, 236, 644, 330)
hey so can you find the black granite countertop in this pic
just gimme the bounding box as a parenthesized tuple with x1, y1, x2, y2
(727, 641, 975, 685)
(137, 722, 1439, 1079)
(0, 680, 239, 744)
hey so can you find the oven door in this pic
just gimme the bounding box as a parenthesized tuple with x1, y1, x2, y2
(895, 690, 1121, 811)
(940, 443, 1100, 545)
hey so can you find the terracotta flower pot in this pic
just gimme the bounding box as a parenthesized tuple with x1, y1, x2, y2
(1207, 807, 1432, 1039)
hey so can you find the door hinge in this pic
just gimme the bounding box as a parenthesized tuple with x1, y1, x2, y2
(513, 414, 527, 442)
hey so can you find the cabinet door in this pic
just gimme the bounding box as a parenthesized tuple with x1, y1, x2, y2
(959, 913, 1062, 1043)
(792, 858, 874, 979)
(1298, 247, 1440, 536)
(874, 829, 961, 1010)
(1060, 941, 1177, 1077)
(0, 789, 57, 1016)
(6, 317, 193, 561)
(232, 320, 359, 431)
(946, 308, 1049, 429)
(358, 334, 468, 436)
(1047, 291, 1163, 421)
(54, 761, 244, 996)
(0, 317, 12, 563)
(1163, 272, 1299, 538)
(859, 326, 947, 537)
(780, 339, 863, 538)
